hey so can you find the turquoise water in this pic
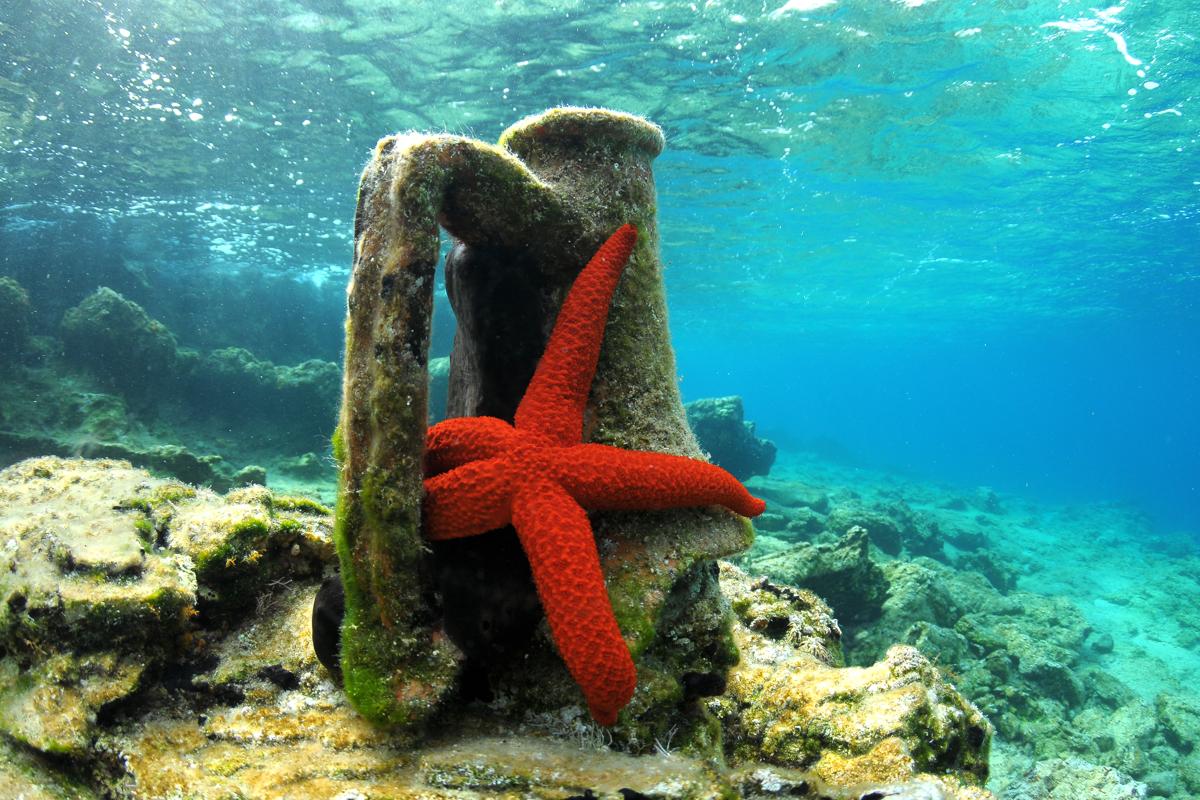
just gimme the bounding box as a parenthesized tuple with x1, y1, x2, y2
(2, 1, 1200, 795)
(3, 0, 1194, 531)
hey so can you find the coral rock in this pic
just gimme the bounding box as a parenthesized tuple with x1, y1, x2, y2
(0, 458, 994, 799)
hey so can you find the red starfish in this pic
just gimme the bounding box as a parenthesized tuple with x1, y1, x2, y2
(423, 224, 766, 725)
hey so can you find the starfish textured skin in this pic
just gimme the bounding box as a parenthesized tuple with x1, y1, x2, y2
(423, 224, 767, 726)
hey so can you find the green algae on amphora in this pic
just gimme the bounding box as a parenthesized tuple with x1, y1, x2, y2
(331, 108, 753, 738)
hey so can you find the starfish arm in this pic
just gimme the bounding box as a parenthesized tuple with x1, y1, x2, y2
(512, 480, 637, 726)
(423, 458, 516, 540)
(514, 224, 638, 446)
(425, 415, 519, 476)
(556, 444, 767, 518)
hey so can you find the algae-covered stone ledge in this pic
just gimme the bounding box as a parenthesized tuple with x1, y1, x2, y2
(0, 456, 332, 759)
(0, 455, 992, 798)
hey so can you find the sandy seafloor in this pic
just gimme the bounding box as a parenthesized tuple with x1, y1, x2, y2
(743, 448, 1200, 797)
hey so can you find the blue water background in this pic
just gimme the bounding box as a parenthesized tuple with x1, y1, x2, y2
(1, 1, 1197, 530)
(676, 307, 1198, 532)
(659, 147, 1200, 532)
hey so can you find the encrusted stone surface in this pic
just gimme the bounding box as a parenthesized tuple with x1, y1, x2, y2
(0, 456, 331, 756)
(0, 455, 994, 799)
(334, 107, 750, 738)
(685, 395, 777, 481)
(715, 563, 992, 792)
(743, 526, 890, 623)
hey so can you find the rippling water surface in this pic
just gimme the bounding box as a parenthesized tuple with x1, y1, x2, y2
(1, 0, 1196, 526)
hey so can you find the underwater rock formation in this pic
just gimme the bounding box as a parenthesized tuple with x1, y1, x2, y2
(826, 500, 944, 558)
(717, 566, 990, 789)
(0, 368, 273, 494)
(741, 477, 953, 564)
(0, 456, 330, 757)
(1, 284, 339, 494)
(685, 395, 777, 480)
(0, 275, 32, 361)
(181, 346, 341, 448)
(334, 107, 753, 742)
(1004, 757, 1147, 800)
(744, 526, 890, 623)
(58, 287, 341, 440)
(736, 464, 1200, 796)
(60, 286, 178, 404)
(0, 456, 994, 799)
(850, 556, 1096, 725)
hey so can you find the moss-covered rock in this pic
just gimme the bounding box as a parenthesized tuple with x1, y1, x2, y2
(0, 651, 144, 755)
(0, 735, 97, 799)
(0, 275, 32, 360)
(0, 457, 196, 658)
(0, 458, 196, 754)
(60, 287, 178, 403)
(0, 456, 333, 759)
(0, 456, 994, 799)
(168, 483, 332, 616)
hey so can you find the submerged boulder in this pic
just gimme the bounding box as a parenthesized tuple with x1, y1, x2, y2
(60, 287, 178, 402)
(0, 456, 331, 758)
(744, 526, 890, 623)
(49, 289, 338, 466)
(717, 564, 991, 788)
(685, 395, 777, 481)
(0, 458, 193, 755)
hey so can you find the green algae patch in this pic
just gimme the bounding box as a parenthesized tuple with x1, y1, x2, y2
(272, 494, 332, 515)
(0, 734, 97, 800)
(166, 482, 334, 618)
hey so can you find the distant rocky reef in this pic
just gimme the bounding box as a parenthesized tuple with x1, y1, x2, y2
(1, 273, 775, 504)
(737, 460, 1200, 799)
(0, 280, 340, 497)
